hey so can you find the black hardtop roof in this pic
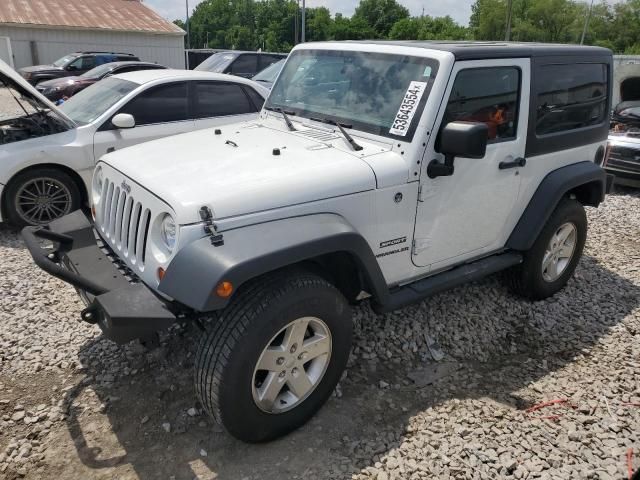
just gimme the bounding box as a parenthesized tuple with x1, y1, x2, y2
(344, 41, 612, 60)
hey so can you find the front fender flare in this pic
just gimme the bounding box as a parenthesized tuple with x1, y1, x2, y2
(159, 214, 389, 312)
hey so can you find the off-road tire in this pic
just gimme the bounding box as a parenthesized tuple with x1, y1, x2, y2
(194, 270, 352, 443)
(5, 168, 82, 227)
(505, 198, 587, 300)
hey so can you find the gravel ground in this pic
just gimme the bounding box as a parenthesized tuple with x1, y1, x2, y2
(0, 188, 639, 480)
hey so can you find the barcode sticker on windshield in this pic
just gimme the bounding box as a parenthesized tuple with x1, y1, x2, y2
(389, 81, 428, 137)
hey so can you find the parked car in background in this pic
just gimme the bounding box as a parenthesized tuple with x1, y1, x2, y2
(195, 51, 285, 78)
(0, 61, 268, 226)
(36, 61, 167, 102)
(251, 58, 285, 89)
(18, 52, 140, 85)
(605, 101, 640, 187)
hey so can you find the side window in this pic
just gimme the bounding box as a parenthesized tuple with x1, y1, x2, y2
(244, 86, 265, 110)
(118, 82, 189, 125)
(68, 56, 96, 70)
(536, 63, 607, 136)
(229, 55, 258, 76)
(441, 67, 521, 142)
(95, 55, 115, 66)
(79, 56, 97, 70)
(193, 82, 255, 118)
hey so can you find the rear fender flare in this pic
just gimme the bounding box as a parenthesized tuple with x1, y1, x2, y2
(507, 161, 606, 251)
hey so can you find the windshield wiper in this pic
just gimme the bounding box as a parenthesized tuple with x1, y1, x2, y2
(265, 106, 296, 131)
(311, 117, 363, 151)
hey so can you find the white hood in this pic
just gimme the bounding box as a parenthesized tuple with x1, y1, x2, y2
(101, 122, 379, 224)
(0, 59, 75, 126)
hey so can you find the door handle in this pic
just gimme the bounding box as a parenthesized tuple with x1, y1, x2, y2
(499, 157, 526, 169)
(106, 147, 116, 153)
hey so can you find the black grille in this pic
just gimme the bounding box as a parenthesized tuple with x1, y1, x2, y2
(606, 146, 640, 174)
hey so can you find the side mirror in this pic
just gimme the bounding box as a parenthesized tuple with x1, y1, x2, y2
(428, 121, 488, 178)
(66, 65, 78, 72)
(111, 113, 135, 129)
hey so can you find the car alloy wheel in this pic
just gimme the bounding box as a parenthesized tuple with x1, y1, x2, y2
(14, 177, 73, 225)
(252, 316, 332, 414)
(541, 222, 577, 282)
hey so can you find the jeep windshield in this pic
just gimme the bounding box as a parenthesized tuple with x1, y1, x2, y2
(60, 77, 138, 125)
(266, 49, 439, 140)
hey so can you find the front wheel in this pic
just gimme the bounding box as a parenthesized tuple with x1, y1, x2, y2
(505, 198, 587, 300)
(194, 270, 352, 442)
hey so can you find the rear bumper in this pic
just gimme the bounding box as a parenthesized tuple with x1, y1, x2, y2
(22, 210, 177, 343)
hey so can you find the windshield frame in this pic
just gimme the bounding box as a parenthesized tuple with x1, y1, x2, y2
(59, 77, 139, 126)
(266, 49, 439, 142)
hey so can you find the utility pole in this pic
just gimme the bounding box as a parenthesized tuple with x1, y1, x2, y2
(580, 0, 595, 45)
(504, 0, 513, 41)
(185, 0, 191, 49)
(206, 31, 209, 48)
(294, 0, 299, 45)
(301, 0, 306, 43)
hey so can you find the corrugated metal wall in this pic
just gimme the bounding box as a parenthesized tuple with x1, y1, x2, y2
(0, 25, 185, 69)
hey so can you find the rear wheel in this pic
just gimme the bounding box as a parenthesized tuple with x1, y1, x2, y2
(505, 198, 587, 300)
(5, 168, 82, 227)
(194, 270, 352, 442)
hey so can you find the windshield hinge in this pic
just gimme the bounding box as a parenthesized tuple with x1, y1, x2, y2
(199, 206, 224, 246)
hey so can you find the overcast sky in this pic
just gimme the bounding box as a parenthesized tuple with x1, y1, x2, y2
(145, 0, 475, 26)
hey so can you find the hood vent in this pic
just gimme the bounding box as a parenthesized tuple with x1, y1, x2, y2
(297, 128, 340, 143)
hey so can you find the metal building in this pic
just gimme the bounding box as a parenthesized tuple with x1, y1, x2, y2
(0, 0, 185, 69)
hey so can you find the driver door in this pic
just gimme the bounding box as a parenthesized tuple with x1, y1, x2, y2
(413, 59, 530, 270)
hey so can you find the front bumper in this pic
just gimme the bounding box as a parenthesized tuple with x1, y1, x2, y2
(22, 210, 177, 343)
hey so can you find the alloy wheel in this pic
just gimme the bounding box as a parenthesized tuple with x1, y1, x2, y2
(542, 222, 577, 282)
(14, 177, 72, 225)
(252, 316, 332, 414)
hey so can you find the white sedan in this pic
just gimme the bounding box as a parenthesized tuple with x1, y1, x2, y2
(0, 61, 269, 226)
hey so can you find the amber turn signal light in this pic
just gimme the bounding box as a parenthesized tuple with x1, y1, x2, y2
(91, 205, 96, 219)
(216, 281, 233, 298)
(157, 267, 166, 281)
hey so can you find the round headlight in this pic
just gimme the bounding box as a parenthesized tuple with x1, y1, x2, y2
(160, 214, 177, 251)
(92, 167, 103, 203)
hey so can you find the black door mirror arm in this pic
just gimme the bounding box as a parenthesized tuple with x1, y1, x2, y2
(427, 154, 455, 178)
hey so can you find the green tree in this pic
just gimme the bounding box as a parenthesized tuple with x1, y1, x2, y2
(390, 16, 469, 40)
(306, 7, 333, 42)
(330, 13, 376, 40)
(352, 0, 410, 38)
(470, 0, 508, 40)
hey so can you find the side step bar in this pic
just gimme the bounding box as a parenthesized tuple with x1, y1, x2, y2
(373, 252, 523, 313)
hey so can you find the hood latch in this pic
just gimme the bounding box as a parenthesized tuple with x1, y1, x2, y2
(199, 206, 224, 247)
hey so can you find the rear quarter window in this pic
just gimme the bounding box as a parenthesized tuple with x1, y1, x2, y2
(536, 63, 607, 136)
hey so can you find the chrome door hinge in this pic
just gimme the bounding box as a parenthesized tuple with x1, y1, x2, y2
(418, 184, 425, 202)
(412, 238, 431, 255)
